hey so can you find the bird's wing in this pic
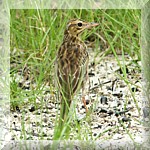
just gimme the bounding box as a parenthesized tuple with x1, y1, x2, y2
(55, 43, 88, 100)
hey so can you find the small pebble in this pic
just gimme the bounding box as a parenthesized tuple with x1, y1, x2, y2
(122, 117, 131, 122)
(88, 72, 95, 77)
(107, 110, 114, 116)
(106, 86, 112, 91)
(100, 96, 108, 104)
(143, 107, 150, 118)
(112, 92, 123, 98)
(14, 115, 18, 118)
(131, 87, 139, 92)
(29, 106, 35, 112)
(100, 108, 107, 113)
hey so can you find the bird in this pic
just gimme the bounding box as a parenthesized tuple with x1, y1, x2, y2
(54, 19, 99, 137)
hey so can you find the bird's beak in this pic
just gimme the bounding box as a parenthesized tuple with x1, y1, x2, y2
(86, 22, 99, 29)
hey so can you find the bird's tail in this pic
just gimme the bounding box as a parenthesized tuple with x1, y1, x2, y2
(53, 91, 72, 140)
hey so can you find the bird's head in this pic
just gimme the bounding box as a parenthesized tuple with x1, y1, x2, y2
(66, 19, 99, 36)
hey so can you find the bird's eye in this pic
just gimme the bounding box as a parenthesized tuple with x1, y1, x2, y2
(77, 22, 82, 27)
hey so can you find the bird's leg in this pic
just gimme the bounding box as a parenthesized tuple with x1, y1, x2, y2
(82, 85, 88, 113)
(82, 95, 88, 113)
(81, 70, 90, 113)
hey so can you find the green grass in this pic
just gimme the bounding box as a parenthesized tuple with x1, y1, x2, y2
(10, 9, 141, 141)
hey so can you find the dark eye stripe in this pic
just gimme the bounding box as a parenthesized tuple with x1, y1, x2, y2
(70, 24, 76, 27)
(67, 22, 86, 31)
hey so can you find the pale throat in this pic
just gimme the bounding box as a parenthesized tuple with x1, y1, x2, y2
(63, 29, 84, 45)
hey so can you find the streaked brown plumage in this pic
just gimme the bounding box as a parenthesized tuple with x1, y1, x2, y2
(55, 19, 99, 130)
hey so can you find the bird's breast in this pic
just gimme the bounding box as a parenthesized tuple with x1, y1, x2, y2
(57, 39, 89, 72)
